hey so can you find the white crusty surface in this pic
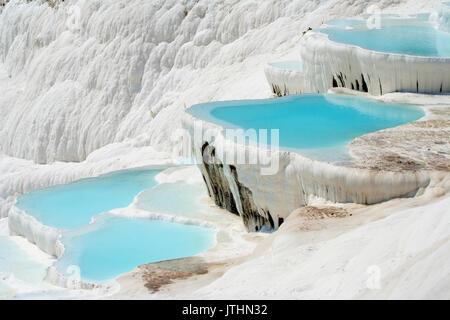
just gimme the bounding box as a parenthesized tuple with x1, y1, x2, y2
(299, 31, 450, 96)
(264, 63, 307, 96)
(1, 0, 449, 300)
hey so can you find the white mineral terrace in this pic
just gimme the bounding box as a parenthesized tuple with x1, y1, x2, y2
(299, 32, 450, 95)
(264, 61, 307, 96)
(265, 15, 450, 96)
(0, 0, 449, 300)
(182, 93, 450, 232)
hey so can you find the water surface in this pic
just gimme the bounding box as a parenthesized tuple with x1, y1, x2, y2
(320, 18, 450, 57)
(187, 94, 424, 156)
(55, 215, 215, 281)
(16, 169, 162, 230)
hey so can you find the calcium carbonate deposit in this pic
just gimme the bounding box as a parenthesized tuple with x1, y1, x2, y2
(0, 0, 449, 300)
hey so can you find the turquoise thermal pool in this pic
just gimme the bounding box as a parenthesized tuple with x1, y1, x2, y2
(269, 61, 303, 71)
(135, 182, 228, 222)
(186, 94, 424, 157)
(320, 17, 450, 57)
(55, 215, 215, 282)
(136, 183, 207, 219)
(13, 167, 217, 282)
(15, 169, 162, 230)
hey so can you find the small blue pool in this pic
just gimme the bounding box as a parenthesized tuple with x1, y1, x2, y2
(15, 168, 162, 230)
(319, 17, 450, 57)
(136, 183, 206, 218)
(269, 61, 303, 71)
(187, 94, 424, 155)
(13, 166, 217, 282)
(55, 215, 215, 282)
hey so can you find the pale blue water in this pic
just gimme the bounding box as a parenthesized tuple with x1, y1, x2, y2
(269, 61, 303, 71)
(320, 19, 450, 57)
(136, 183, 206, 218)
(135, 182, 228, 222)
(14, 166, 216, 282)
(0, 283, 11, 297)
(187, 94, 424, 154)
(325, 14, 430, 28)
(55, 215, 215, 281)
(325, 19, 365, 27)
(0, 236, 47, 296)
(15, 168, 162, 230)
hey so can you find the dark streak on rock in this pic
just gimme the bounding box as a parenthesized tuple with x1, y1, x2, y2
(200, 143, 273, 232)
(361, 74, 368, 92)
(264, 209, 274, 229)
(229, 165, 271, 231)
(332, 77, 338, 88)
(201, 142, 238, 215)
(337, 72, 345, 87)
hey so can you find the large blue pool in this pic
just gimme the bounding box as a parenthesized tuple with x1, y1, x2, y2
(320, 17, 450, 57)
(187, 94, 424, 154)
(15, 169, 161, 230)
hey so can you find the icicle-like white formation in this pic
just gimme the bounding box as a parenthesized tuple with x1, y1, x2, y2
(8, 206, 63, 257)
(182, 111, 431, 231)
(299, 32, 450, 96)
(264, 63, 306, 96)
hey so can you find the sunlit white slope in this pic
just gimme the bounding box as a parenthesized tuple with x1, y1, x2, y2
(0, 0, 438, 164)
(192, 196, 450, 299)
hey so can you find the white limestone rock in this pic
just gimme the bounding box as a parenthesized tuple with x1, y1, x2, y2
(299, 31, 450, 95)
